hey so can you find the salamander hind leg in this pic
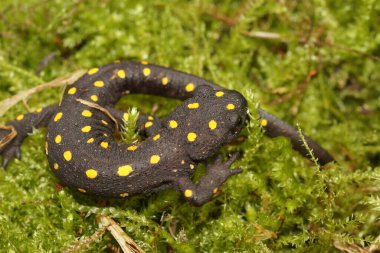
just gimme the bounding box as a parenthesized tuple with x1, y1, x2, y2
(0, 125, 21, 168)
(176, 153, 242, 206)
(0, 104, 58, 168)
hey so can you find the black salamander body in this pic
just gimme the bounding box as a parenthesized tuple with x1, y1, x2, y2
(0, 61, 333, 205)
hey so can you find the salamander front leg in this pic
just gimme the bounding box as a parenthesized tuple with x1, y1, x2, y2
(176, 153, 242, 206)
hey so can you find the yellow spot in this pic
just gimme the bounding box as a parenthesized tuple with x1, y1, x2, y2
(68, 87, 77, 95)
(54, 112, 63, 122)
(187, 132, 197, 142)
(215, 91, 224, 97)
(123, 113, 129, 121)
(169, 120, 178, 128)
(184, 189, 193, 198)
(185, 83, 195, 92)
(117, 165, 133, 176)
(226, 103, 235, 110)
(153, 134, 160, 141)
(260, 119, 268, 127)
(213, 188, 218, 194)
(141, 60, 148, 65)
(16, 114, 24, 121)
(45, 142, 48, 154)
(36, 108, 43, 113)
(55, 135, 62, 144)
(209, 120, 217, 130)
(81, 126, 92, 133)
(162, 77, 169, 85)
(143, 68, 151, 76)
(181, 160, 185, 164)
(53, 163, 59, 170)
(86, 169, 98, 179)
(87, 138, 94, 143)
(117, 69, 126, 79)
(63, 151, 72, 161)
(114, 60, 121, 63)
(120, 193, 129, 197)
(190, 164, 195, 169)
(78, 188, 86, 193)
(187, 103, 199, 109)
(101, 120, 108, 126)
(88, 68, 99, 75)
(127, 145, 138, 151)
(94, 81, 104, 87)
(100, 142, 109, 149)
(150, 155, 160, 164)
(90, 95, 98, 102)
(148, 116, 154, 121)
(145, 121, 153, 128)
(82, 110, 92, 117)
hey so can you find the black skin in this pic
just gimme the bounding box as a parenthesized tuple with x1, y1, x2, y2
(258, 109, 334, 165)
(0, 61, 334, 206)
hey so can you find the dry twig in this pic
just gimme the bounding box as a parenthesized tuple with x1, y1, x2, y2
(0, 70, 86, 117)
(62, 225, 109, 253)
(98, 216, 145, 253)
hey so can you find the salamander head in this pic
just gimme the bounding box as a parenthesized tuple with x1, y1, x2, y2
(165, 85, 248, 162)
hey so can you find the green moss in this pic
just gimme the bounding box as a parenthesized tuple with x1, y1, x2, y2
(0, 0, 379, 252)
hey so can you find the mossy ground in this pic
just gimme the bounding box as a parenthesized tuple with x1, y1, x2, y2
(0, 1, 379, 252)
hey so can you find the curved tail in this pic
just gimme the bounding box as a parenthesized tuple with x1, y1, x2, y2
(258, 109, 334, 166)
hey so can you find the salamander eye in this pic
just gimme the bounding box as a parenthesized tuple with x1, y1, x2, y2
(236, 117, 243, 126)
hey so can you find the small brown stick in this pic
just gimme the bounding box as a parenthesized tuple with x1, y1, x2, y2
(337, 144, 357, 171)
(22, 99, 32, 112)
(98, 216, 145, 253)
(252, 224, 277, 241)
(206, 0, 253, 27)
(314, 40, 380, 61)
(76, 99, 119, 132)
(269, 68, 317, 106)
(0, 69, 86, 117)
(35, 52, 58, 75)
(0, 125, 17, 149)
(334, 236, 380, 253)
(369, 235, 380, 252)
(333, 240, 366, 253)
(107, 243, 122, 253)
(62, 225, 109, 253)
(241, 30, 287, 42)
